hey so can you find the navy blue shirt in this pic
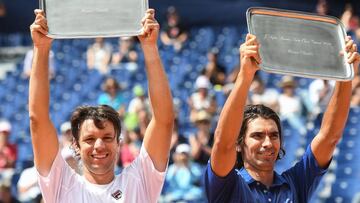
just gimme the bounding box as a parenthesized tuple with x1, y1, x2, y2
(204, 145, 328, 203)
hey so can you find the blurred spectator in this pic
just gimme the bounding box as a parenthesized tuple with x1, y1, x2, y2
(351, 84, 360, 107)
(0, 0, 5, 17)
(188, 76, 217, 124)
(0, 181, 19, 203)
(278, 76, 307, 135)
(189, 110, 213, 166)
(17, 165, 42, 203)
(97, 77, 126, 118)
(315, 0, 328, 16)
(169, 119, 187, 165)
(355, 27, 360, 47)
(249, 75, 279, 112)
(308, 79, 335, 115)
(203, 48, 226, 86)
(341, 3, 353, 32)
(0, 120, 17, 171)
(161, 144, 203, 202)
(86, 38, 112, 74)
(160, 6, 188, 52)
(23, 49, 55, 79)
(222, 64, 240, 97)
(340, 3, 359, 35)
(111, 37, 138, 72)
(59, 122, 80, 174)
(127, 85, 151, 137)
(128, 85, 150, 115)
(118, 129, 141, 168)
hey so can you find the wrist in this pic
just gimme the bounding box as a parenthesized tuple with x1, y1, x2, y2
(141, 44, 158, 52)
(34, 44, 52, 51)
(238, 68, 255, 82)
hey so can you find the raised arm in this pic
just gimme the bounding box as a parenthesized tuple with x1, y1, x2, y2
(311, 37, 360, 168)
(138, 9, 174, 172)
(29, 10, 59, 176)
(211, 34, 261, 177)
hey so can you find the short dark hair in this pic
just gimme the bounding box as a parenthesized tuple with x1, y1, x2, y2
(70, 105, 121, 147)
(236, 104, 285, 169)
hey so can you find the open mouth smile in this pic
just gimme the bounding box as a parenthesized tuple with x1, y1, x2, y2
(91, 154, 109, 159)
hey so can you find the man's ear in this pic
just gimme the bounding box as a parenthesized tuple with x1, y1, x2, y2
(116, 141, 121, 153)
(71, 139, 81, 158)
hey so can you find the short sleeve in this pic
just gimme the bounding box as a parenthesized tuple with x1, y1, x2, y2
(123, 145, 166, 203)
(283, 145, 328, 202)
(37, 150, 78, 203)
(204, 162, 238, 203)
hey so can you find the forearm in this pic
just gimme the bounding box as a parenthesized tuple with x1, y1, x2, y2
(211, 69, 254, 176)
(312, 81, 352, 167)
(142, 45, 174, 124)
(29, 46, 59, 175)
(29, 46, 51, 121)
(214, 70, 253, 149)
(320, 81, 352, 138)
(142, 44, 174, 171)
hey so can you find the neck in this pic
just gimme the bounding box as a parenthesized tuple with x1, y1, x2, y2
(83, 169, 115, 185)
(244, 164, 274, 187)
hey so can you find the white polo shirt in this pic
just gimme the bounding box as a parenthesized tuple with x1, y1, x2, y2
(38, 146, 166, 203)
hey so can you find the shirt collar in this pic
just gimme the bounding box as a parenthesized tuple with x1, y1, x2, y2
(237, 168, 256, 184)
(237, 168, 288, 187)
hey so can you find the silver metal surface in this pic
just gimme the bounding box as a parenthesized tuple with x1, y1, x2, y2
(40, 0, 148, 39)
(247, 7, 354, 81)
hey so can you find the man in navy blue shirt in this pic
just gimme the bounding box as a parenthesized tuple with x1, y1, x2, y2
(204, 34, 360, 203)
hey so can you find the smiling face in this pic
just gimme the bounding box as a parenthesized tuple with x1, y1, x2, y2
(241, 117, 280, 172)
(79, 119, 119, 183)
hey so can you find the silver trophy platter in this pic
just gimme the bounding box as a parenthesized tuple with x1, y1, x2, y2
(247, 7, 354, 81)
(40, 0, 148, 38)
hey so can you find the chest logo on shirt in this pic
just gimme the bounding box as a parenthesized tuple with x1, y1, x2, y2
(111, 190, 122, 200)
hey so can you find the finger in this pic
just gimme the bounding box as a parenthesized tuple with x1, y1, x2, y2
(143, 10, 155, 20)
(246, 33, 254, 41)
(347, 46, 358, 60)
(34, 9, 44, 16)
(141, 14, 155, 26)
(35, 13, 46, 21)
(351, 44, 357, 53)
(143, 23, 159, 35)
(35, 18, 48, 30)
(31, 24, 48, 35)
(252, 53, 262, 64)
(242, 50, 258, 57)
(35, 13, 47, 26)
(246, 45, 260, 51)
(245, 35, 259, 46)
(144, 12, 152, 20)
(348, 52, 360, 64)
(31, 23, 46, 33)
(345, 39, 354, 51)
(243, 51, 261, 64)
(143, 18, 156, 26)
(339, 50, 344, 57)
(345, 35, 351, 43)
(146, 8, 155, 15)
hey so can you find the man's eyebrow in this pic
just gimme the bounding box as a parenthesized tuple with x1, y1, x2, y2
(250, 130, 279, 134)
(81, 134, 94, 138)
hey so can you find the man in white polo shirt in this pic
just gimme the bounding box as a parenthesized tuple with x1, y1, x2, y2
(29, 9, 174, 202)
